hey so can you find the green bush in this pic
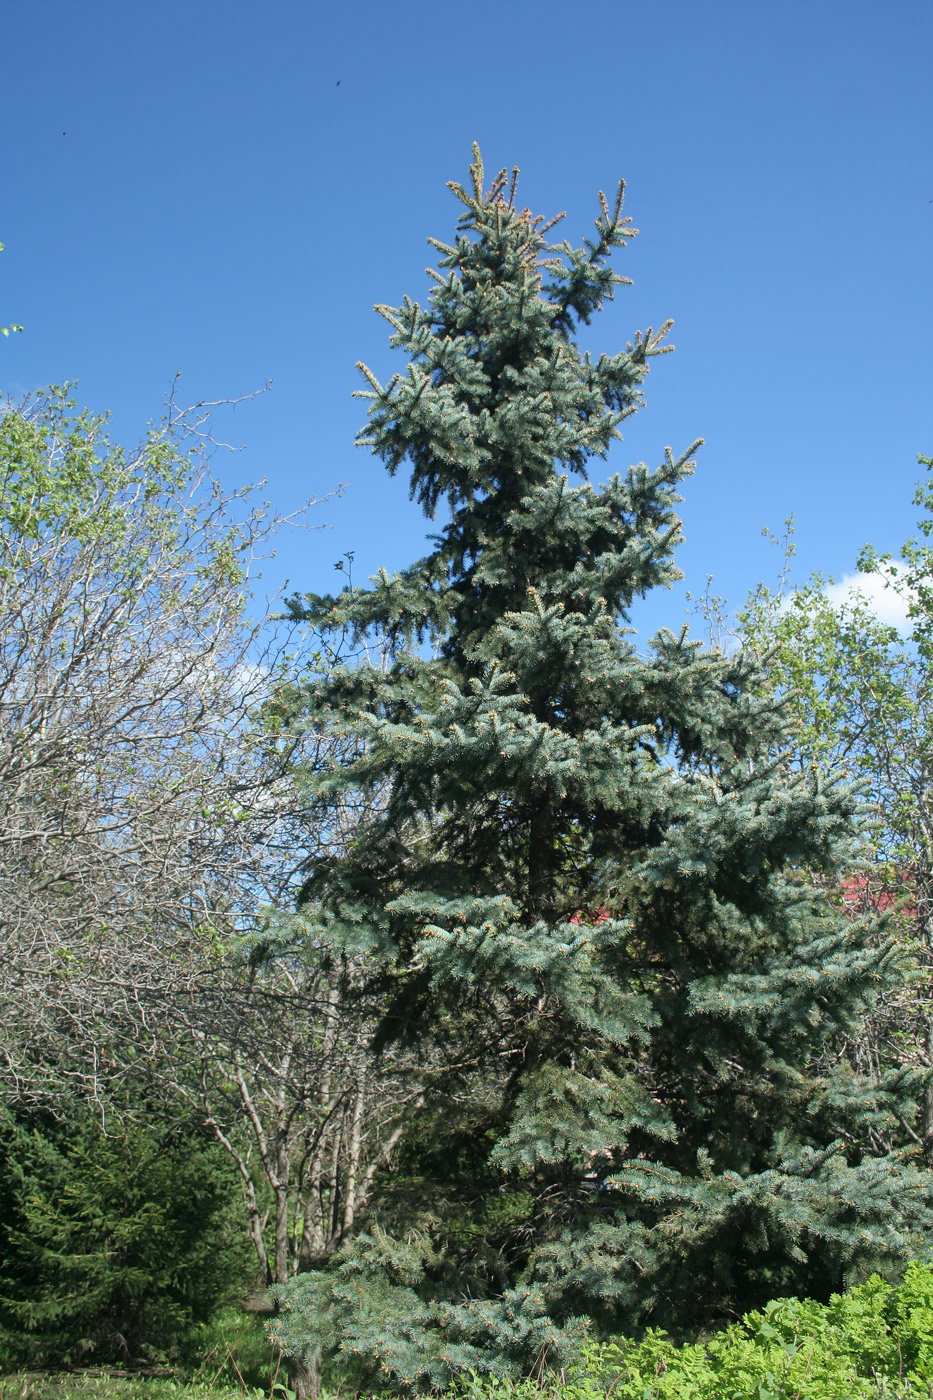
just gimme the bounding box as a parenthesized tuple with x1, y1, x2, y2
(0, 1105, 252, 1368)
(449, 1262, 933, 1399)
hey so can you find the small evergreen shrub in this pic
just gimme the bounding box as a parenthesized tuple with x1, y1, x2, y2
(0, 1105, 251, 1368)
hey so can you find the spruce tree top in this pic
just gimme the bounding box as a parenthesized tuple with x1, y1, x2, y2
(359, 145, 667, 501)
(312, 145, 691, 665)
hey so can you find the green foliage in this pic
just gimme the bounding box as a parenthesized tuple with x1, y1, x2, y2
(447, 1261, 933, 1399)
(188, 1309, 277, 1394)
(0, 1105, 252, 1368)
(16, 1259, 933, 1399)
(274, 148, 933, 1385)
(0, 383, 247, 596)
(733, 458, 933, 1166)
(736, 491, 933, 869)
(272, 1225, 586, 1392)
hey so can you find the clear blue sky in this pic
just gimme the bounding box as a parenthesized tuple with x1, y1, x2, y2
(2, 0, 931, 637)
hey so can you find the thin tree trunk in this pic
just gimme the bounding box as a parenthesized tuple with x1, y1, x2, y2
(922, 1012, 933, 1167)
(274, 1182, 291, 1285)
(341, 1068, 367, 1239)
(298, 980, 339, 1268)
(528, 800, 554, 921)
(920, 877, 933, 1167)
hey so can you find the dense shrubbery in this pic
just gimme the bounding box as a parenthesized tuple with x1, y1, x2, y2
(8, 1263, 933, 1397)
(448, 1262, 933, 1400)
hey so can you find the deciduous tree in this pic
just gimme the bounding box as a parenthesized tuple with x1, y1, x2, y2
(734, 459, 933, 1162)
(0, 382, 323, 1100)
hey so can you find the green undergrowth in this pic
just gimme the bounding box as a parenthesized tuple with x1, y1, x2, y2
(186, 1309, 275, 1393)
(454, 1261, 933, 1399)
(9, 1263, 933, 1399)
(0, 1377, 267, 1400)
(0, 1307, 278, 1400)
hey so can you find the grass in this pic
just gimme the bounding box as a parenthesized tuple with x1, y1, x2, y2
(0, 1309, 288, 1400)
(0, 1378, 270, 1400)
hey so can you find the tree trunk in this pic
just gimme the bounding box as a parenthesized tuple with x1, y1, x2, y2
(920, 879, 933, 1168)
(528, 801, 554, 922)
(274, 1185, 290, 1285)
(287, 1348, 322, 1400)
(921, 992, 933, 1166)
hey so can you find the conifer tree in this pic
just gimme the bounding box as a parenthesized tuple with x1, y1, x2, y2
(272, 149, 933, 1389)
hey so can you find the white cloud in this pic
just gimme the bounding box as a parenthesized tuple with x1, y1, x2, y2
(823, 564, 914, 632)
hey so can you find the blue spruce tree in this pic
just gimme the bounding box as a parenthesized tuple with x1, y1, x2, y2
(271, 148, 933, 1391)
